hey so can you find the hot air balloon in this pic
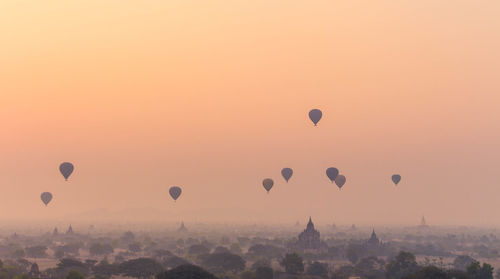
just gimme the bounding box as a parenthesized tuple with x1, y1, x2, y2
(41, 192, 53, 206)
(335, 175, 346, 189)
(281, 168, 293, 182)
(326, 167, 339, 182)
(392, 174, 401, 185)
(59, 162, 74, 181)
(262, 178, 274, 193)
(169, 186, 182, 201)
(308, 109, 323, 126)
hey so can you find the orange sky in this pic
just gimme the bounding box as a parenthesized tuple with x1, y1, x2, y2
(1, 0, 499, 226)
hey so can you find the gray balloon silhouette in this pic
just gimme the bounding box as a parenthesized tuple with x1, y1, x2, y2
(59, 162, 74, 181)
(335, 175, 346, 189)
(262, 178, 274, 193)
(281, 168, 293, 182)
(308, 109, 323, 126)
(392, 174, 401, 185)
(169, 186, 182, 201)
(41, 192, 53, 206)
(326, 167, 339, 182)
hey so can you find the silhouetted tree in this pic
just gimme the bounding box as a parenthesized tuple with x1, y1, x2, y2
(93, 259, 119, 278)
(188, 244, 210, 255)
(447, 269, 472, 279)
(402, 266, 448, 279)
(163, 256, 189, 269)
(229, 243, 242, 255)
(66, 270, 85, 279)
(119, 258, 163, 279)
(129, 242, 142, 253)
(466, 261, 493, 279)
(280, 253, 304, 274)
(251, 258, 270, 270)
(199, 252, 245, 273)
(240, 270, 255, 279)
(56, 258, 90, 278)
(255, 266, 273, 279)
(247, 244, 283, 260)
(25, 246, 48, 258)
(453, 255, 476, 271)
(89, 243, 113, 256)
(16, 258, 32, 273)
(331, 265, 356, 279)
(54, 248, 65, 259)
(306, 261, 328, 278)
(156, 264, 218, 279)
(61, 242, 83, 255)
(346, 247, 359, 264)
(11, 249, 25, 258)
(152, 249, 173, 261)
(212, 246, 229, 254)
(385, 251, 419, 279)
(355, 256, 385, 279)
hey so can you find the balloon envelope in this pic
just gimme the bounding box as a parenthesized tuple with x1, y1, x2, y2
(169, 186, 182, 201)
(308, 109, 323, 126)
(262, 178, 274, 193)
(59, 162, 74, 181)
(392, 174, 401, 185)
(326, 167, 339, 182)
(41, 192, 53, 206)
(281, 168, 293, 182)
(335, 175, 346, 189)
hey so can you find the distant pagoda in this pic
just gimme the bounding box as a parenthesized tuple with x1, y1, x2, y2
(178, 221, 188, 232)
(28, 263, 41, 278)
(419, 216, 429, 228)
(297, 217, 322, 251)
(367, 229, 381, 247)
(66, 225, 74, 234)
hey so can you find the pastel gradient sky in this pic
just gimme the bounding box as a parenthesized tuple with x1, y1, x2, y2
(1, 1, 499, 225)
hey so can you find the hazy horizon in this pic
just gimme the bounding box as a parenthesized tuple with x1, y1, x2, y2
(1, 0, 500, 227)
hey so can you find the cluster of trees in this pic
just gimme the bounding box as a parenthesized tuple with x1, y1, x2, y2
(0, 259, 31, 279)
(43, 257, 164, 279)
(330, 251, 495, 279)
(4, 228, 500, 279)
(39, 252, 245, 279)
(0, 250, 496, 279)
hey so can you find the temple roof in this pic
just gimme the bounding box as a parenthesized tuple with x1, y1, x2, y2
(368, 229, 380, 245)
(306, 217, 315, 230)
(178, 221, 188, 232)
(31, 263, 39, 272)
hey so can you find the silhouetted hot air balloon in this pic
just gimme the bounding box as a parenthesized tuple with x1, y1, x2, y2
(281, 168, 293, 182)
(326, 167, 339, 182)
(335, 175, 346, 189)
(41, 192, 53, 206)
(59, 162, 74, 181)
(308, 109, 322, 126)
(169, 186, 182, 201)
(392, 174, 401, 185)
(262, 178, 274, 193)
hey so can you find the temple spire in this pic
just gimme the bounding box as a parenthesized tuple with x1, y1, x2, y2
(367, 228, 380, 246)
(307, 217, 314, 230)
